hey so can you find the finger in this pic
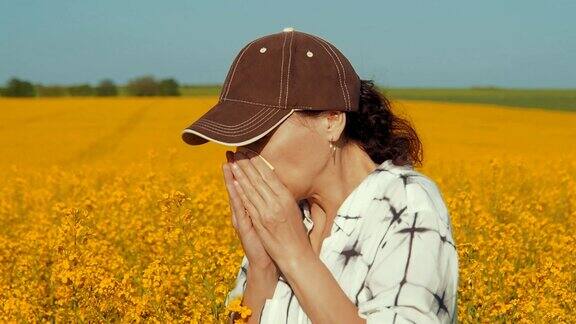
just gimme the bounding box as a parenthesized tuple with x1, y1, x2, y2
(226, 151, 237, 179)
(222, 162, 244, 216)
(222, 162, 252, 232)
(233, 151, 273, 201)
(239, 147, 275, 171)
(232, 176, 269, 236)
(238, 150, 290, 198)
(222, 163, 241, 232)
(235, 150, 282, 201)
(232, 212, 238, 230)
(230, 156, 269, 218)
(233, 179, 275, 252)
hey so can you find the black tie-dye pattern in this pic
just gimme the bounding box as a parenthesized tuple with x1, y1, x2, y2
(224, 159, 459, 324)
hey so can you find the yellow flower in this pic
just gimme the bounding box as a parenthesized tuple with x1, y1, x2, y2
(226, 296, 252, 323)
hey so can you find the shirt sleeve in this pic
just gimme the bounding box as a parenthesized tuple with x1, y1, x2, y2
(357, 178, 458, 324)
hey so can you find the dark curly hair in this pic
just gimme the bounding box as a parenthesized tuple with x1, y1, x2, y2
(294, 79, 423, 168)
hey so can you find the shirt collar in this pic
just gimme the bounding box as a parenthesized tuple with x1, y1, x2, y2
(299, 159, 405, 236)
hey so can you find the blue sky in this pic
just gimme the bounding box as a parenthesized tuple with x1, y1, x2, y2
(1, 0, 574, 88)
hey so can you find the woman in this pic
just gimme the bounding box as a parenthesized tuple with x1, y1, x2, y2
(181, 28, 458, 324)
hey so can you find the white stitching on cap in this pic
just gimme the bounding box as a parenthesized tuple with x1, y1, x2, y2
(194, 109, 284, 135)
(308, 36, 348, 109)
(183, 109, 297, 146)
(221, 97, 341, 110)
(223, 39, 258, 100)
(279, 32, 287, 107)
(284, 31, 294, 108)
(220, 33, 280, 102)
(310, 34, 350, 108)
(194, 113, 280, 135)
(195, 105, 277, 130)
(309, 34, 351, 109)
(195, 106, 277, 130)
(196, 106, 267, 128)
(196, 108, 276, 131)
(225, 97, 288, 108)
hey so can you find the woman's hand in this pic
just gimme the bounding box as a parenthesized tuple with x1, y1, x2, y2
(229, 150, 314, 274)
(223, 151, 278, 273)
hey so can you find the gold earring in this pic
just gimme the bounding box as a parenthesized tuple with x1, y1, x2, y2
(329, 139, 337, 164)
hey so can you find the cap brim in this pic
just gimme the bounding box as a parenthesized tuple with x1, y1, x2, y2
(181, 99, 296, 146)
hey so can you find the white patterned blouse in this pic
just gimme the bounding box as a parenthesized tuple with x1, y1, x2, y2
(225, 159, 459, 323)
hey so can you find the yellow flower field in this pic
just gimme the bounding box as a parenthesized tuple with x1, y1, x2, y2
(0, 97, 575, 323)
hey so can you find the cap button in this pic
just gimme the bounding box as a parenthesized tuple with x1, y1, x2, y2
(282, 27, 295, 32)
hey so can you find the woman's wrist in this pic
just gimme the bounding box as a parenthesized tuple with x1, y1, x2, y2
(247, 264, 279, 292)
(238, 264, 280, 323)
(283, 248, 317, 279)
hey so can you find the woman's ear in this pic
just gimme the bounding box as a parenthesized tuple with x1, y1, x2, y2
(324, 111, 346, 141)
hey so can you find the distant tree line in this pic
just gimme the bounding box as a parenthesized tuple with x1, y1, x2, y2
(0, 75, 181, 97)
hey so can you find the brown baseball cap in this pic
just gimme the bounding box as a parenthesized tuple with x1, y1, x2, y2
(181, 27, 361, 146)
